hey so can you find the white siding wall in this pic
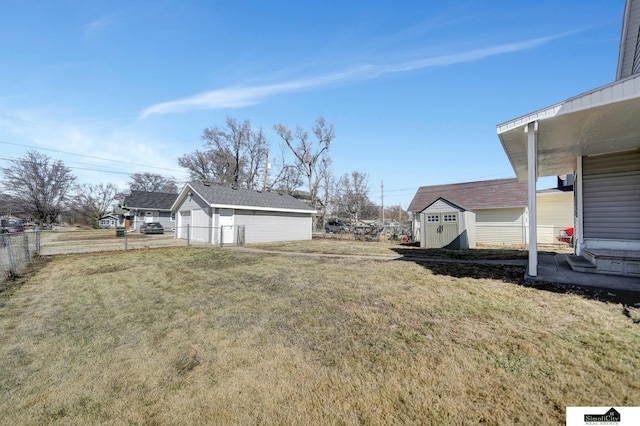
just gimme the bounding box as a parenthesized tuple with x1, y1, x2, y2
(462, 211, 476, 248)
(475, 208, 526, 245)
(536, 192, 574, 244)
(234, 211, 312, 243)
(412, 214, 421, 242)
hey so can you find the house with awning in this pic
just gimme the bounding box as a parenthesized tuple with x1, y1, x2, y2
(497, 0, 640, 278)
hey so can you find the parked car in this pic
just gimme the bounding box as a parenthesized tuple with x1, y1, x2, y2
(140, 222, 164, 234)
(325, 220, 349, 233)
(1, 223, 24, 233)
(557, 227, 574, 246)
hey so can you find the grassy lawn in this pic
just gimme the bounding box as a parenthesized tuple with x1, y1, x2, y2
(0, 247, 638, 424)
(247, 238, 568, 260)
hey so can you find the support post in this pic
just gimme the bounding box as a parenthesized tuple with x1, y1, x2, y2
(525, 122, 538, 276)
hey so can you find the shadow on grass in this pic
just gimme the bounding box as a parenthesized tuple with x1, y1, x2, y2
(404, 255, 640, 307)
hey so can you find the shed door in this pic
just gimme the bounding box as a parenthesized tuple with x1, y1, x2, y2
(424, 213, 459, 248)
(219, 209, 234, 244)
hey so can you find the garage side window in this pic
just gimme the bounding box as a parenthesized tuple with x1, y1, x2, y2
(426, 215, 440, 222)
(443, 214, 457, 222)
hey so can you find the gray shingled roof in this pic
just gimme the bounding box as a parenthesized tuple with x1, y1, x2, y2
(187, 182, 316, 211)
(408, 178, 528, 212)
(123, 191, 179, 210)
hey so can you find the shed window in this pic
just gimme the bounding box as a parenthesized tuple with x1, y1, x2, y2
(426, 215, 439, 222)
(443, 214, 457, 222)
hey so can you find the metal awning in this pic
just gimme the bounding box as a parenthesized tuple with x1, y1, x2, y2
(497, 73, 640, 180)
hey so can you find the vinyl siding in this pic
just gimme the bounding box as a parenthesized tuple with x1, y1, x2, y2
(537, 192, 574, 243)
(234, 211, 312, 243)
(462, 211, 477, 249)
(619, 0, 640, 78)
(582, 149, 640, 241)
(475, 208, 526, 245)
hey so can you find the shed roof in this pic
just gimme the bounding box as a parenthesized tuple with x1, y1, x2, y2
(176, 182, 316, 213)
(408, 178, 528, 213)
(123, 191, 179, 210)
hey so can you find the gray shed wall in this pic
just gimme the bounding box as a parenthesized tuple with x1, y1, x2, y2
(234, 211, 312, 244)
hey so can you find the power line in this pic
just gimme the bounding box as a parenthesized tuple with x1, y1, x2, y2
(0, 140, 185, 174)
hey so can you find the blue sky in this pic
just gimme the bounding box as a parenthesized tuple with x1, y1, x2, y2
(0, 1, 625, 209)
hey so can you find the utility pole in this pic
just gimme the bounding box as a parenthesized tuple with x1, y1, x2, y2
(381, 180, 385, 224)
(262, 153, 270, 191)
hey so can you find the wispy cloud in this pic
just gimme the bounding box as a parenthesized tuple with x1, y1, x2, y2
(84, 12, 121, 38)
(139, 34, 565, 119)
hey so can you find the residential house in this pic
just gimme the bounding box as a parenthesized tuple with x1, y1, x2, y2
(171, 182, 317, 245)
(496, 0, 640, 277)
(98, 214, 120, 229)
(121, 191, 178, 231)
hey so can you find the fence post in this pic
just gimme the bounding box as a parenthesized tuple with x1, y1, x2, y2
(187, 224, 191, 246)
(125, 229, 128, 251)
(6, 235, 16, 275)
(36, 229, 40, 254)
(23, 231, 30, 261)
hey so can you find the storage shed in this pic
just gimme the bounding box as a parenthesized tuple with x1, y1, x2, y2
(420, 198, 476, 249)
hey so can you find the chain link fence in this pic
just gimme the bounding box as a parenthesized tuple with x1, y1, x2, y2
(0, 231, 40, 282)
(175, 225, 245, 247)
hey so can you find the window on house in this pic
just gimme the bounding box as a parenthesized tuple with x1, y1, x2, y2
(171, 213, 176, 221)
(427, 215, 439, 222)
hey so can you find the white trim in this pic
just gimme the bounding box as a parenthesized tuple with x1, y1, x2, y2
(526, 122, 538, 276)
(498, 73, 640, 135)
(584, 239, 640, 251)
(207, 203, 315, 214)
(496, 104, 562, 134)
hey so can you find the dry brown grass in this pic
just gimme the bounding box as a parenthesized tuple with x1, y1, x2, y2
(0, 247, 638, 425)
(247, 238, 548, 260)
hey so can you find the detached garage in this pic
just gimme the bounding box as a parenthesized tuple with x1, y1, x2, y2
(171, 182, 316, 245)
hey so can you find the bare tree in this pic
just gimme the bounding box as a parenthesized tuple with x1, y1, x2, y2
(128, 172, 178, 193)
(178, 150, 225, 182)
(274, 117, 334, 210)
(266, 143, 303, 193)
(0, 151, 77, 226)
(334, 171, 377, 223)
(73, 183, 120, 227)
(180, 117, 268, 190)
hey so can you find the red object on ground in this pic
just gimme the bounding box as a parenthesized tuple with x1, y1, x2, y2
(556, 227, 574, 243)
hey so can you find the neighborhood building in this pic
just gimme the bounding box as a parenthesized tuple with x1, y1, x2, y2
(408, 178, 573, 248)
(496, 0, 640, 277)
(171, 182, 317, 245)
(120, 191, 179, 231)
(97, 214, 120, 229)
